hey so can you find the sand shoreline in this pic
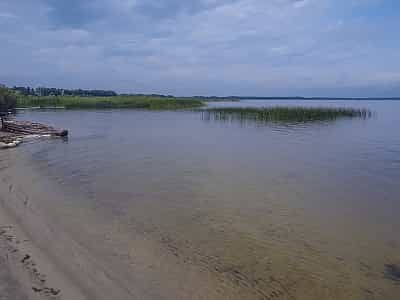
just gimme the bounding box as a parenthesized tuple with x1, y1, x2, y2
(2, 141, 399, 300)
(0, 170, 88, 300)
(0, 149, 116, 300)
(0, 151, 157, 300)
(0, 207, 61, 300)
(0, 150, 263, 300)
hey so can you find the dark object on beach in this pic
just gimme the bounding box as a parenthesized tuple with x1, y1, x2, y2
(45, 287, 61, 296)
(384, 264, 400, 282)
(32, 287, 43, 293)
(2, 120, 68, 137)
(21, 255, 31, 264)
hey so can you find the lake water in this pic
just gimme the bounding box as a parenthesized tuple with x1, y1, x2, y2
(4, 100, 400, 299)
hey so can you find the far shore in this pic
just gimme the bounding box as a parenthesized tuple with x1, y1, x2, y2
(15, 95, 206, 110)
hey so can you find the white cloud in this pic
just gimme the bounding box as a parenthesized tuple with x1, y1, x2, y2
(0, 12, 17, 19)
(0, 0, 399, 96)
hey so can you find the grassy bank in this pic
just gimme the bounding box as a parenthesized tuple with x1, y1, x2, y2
(201, 107, 372, 123)
(16, 95, 205, 110)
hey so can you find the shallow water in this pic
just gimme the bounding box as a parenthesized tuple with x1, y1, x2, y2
(4, 100, 400, 299)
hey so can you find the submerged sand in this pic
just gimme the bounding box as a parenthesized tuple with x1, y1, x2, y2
(0, 150, 267, 300)
(1, 146, 400, 300)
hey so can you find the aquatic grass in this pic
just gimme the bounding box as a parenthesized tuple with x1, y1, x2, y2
(16, 95, 205, 110)
(200, 106, 371, 123)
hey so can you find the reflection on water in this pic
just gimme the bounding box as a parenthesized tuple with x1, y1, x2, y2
(7, 100, 400, 299)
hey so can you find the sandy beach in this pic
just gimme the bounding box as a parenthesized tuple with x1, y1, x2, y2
(0, 153, 88, 300)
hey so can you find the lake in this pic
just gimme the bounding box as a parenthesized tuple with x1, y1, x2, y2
(2, 99, 400, 299)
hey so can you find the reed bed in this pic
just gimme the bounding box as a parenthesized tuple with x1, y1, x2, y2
(201, 107, 371, 123)
(16, 95, 205, 110)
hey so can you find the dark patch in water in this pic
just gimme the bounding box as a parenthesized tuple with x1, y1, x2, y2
(384, 264, 400, 282)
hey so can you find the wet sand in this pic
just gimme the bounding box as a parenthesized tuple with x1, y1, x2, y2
(0, 182, 86, 300)
(0, 252, 28, 300)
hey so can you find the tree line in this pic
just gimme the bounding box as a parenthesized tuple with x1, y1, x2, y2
(0, 87, 17, 112)
(11, 86, 117, 97)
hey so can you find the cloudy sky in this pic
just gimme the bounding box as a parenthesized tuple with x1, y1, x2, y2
(1, 0, 399, 96)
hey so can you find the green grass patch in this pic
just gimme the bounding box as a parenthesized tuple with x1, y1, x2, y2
(16, 95, 205, 110)
(201, 107, 371, 123)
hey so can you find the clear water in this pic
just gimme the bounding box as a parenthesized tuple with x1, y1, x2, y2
(7, 100, 400, 299)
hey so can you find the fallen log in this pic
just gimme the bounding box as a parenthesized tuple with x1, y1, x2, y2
(2, 120, 68, 137)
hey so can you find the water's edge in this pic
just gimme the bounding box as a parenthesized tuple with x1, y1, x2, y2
(0, 150, 268, 300)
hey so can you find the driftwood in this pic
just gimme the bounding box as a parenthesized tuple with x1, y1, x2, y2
(2, 120, 68, 137)
(0, 139, 21, 149)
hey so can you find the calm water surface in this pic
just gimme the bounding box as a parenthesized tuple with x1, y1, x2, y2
(10, 100, 400, 299)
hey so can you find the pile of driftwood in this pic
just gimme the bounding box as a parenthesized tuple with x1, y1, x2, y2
(2, 119, 68, 137)
(0, 118, 68, 149)
(0, 135, 22, 148)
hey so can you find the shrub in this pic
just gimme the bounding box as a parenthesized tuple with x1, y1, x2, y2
(0, 88, 17, 112)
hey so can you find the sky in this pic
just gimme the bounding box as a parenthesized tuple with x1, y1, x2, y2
(1, 0, 400, 97)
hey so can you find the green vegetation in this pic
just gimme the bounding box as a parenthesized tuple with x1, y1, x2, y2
(0, 88, 17, 112)
(12, 86, 117, 97)
(16, 95, 205, 110)
(201, 107, 371, 123)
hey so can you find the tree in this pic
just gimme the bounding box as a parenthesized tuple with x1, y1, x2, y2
(0, 87, 17, 112)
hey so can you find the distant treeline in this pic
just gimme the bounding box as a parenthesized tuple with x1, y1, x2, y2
(0, 87, 17, 112)
(4, 84, 400, 100)
(12, 86, 117, 97)
(8, 86, 239, 101)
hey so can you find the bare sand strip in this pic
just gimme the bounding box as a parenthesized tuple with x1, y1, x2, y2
(0, 246, 29, 300)
(0, 186, 88, 300)
(0, 151, 131, 300)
